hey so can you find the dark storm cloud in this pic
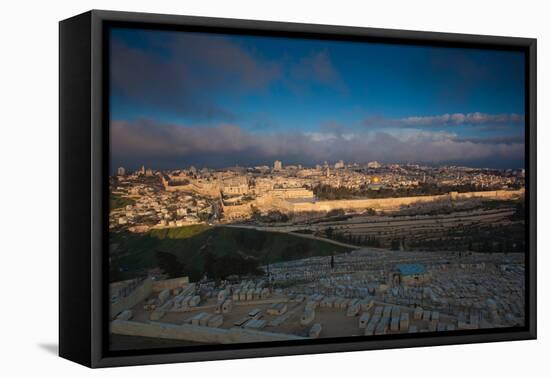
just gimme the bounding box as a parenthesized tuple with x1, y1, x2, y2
(111, 33, 281, 120)
(111, 32, 345, 121)
(111, 119, 524, 169)
(111, 40, 229, 119)
(427, 48, 524, 106)
(287, 50, 348, 94)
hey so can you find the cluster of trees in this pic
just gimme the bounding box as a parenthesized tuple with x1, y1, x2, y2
(313, 182, 509, 200)
(390, 238, 406, 251)
(313, 185, 363, 200)
(232, 227, 268, 250)
(250, 208, 290, 223)
(155, 251, 185, 278)
(323, 222, 524, 253)
(167, 178, 190, 186)
(197, 211, 211, 222)
(203, 251, 262, 280)
(324, 227, 382, 247)
(110, 194, 135, 210)
(154, 250, 263, 281)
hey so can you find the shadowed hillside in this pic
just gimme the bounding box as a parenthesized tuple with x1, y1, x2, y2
(109, 225, 350, 282)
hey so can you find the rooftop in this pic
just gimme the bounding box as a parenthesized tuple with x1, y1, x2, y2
(396, 263, 427, 276)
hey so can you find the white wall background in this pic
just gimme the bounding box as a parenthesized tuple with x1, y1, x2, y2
(0, 0, 546, 375)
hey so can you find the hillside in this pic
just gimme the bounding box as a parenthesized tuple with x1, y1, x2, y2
(109, 225, 350, 282)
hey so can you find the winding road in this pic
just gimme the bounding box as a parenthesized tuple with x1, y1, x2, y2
(218, 224, 362, 250)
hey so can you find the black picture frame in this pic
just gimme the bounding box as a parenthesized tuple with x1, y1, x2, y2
(59, 9, 537, 368)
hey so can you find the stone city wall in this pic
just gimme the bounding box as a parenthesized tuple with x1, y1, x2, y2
(278, 189, 524, 213)
(222, 202, 253, 220)
(222, 188, 524, 218)
(268, 188, 315, 199)
(110, 278, 153, 319)
(110, 319, 307, 344)
(161, 175, 220, 197)
(454, 189, 524, 200)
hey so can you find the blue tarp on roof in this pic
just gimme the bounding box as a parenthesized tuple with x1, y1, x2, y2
(396, 263, 426, 276)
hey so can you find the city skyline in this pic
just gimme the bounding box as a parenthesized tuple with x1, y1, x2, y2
(110, 28, 525, 170)
(113, 158, 525, 175)
(107, 27, 527, 350)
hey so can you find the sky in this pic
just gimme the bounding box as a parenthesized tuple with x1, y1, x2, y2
(109, 27, 526, 171)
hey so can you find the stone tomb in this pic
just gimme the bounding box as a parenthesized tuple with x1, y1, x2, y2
(300, 308, 315, 325)
(359, 312, 370, 328)
(267, 303, 287, 316)
(207, 314, 224, 328)
(222, 299, 233, 314)
(309, 323, 322, 338)
(413, 306, 423, 320)
(399, 312, 410, 331)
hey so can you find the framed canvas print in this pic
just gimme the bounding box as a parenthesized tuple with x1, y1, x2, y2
(59, 10, 537, 368)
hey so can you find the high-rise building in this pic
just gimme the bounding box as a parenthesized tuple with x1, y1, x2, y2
(117, 167, 126, 176)
(140, 165, 145, 174)
(274, 160, 282, 170)
(334, 160, 345, 169)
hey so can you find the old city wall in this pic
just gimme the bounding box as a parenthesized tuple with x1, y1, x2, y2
(224, 188, 524, 216)
(110, 278, 153, 319)
(455, 189, 524, 200)
(222, 188, 315, 219)
(110, 319, 307, 344)
(269, 188, 315, 199)
(161, 175, 220, 197)
(222, 202, 253, 220)
(285, 189, 525, 213)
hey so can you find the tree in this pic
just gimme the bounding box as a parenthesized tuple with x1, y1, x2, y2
(155, 251, 184, 278)
(390, 239, 400, 251)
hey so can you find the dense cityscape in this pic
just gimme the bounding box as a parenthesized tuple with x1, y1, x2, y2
(109, 159, 526, 349)
(110, 160, 524, 232)
(107, 27, 526, 350)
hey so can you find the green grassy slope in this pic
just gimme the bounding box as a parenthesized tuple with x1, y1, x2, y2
(110, 194, 136, 209)
(110, 225, 350, 282)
